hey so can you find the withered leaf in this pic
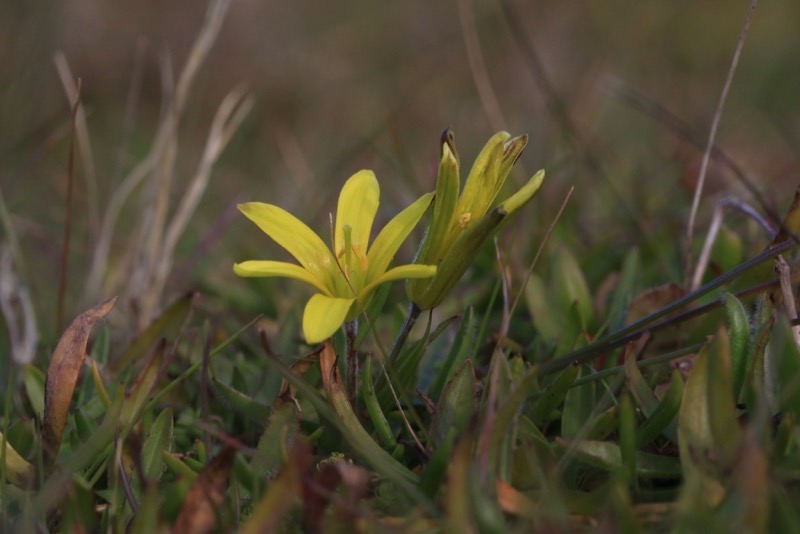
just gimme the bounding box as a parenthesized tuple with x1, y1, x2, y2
(42, 296, 117, 466)
(173, 446, 236, 534)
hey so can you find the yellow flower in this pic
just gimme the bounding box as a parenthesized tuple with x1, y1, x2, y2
(234, 170, 436, 343)
(408, 129, 545, 310)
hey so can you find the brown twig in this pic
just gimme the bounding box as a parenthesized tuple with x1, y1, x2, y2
(57, 79, 81, 333)
(498, 0, 642, 237)
(345, 320, 358, 407)
(458, 0, 506, 132)
(540, 238, 795, 375)
(685, 0, 759, 288)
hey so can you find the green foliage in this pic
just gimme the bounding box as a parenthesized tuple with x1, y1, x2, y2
(4, 3, 800, 531)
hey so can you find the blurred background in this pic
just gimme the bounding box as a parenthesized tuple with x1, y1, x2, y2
(1, 0, 799, 344)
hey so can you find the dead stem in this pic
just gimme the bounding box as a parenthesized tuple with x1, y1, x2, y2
(57, 80, 81, 333)
(388, 302, 422, 364)
(684, 0, 759, 288)
(345, 320, 358, 407)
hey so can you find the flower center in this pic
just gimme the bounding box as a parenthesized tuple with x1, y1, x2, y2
(334, 224, 368, 295)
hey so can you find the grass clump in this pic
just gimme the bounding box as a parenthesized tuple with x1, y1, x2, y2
(3, 1, 800, 532)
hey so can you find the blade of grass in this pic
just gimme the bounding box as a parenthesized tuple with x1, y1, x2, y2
(539, 239, 795, 375)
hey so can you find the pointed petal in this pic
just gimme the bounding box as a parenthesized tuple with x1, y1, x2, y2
(421, 137, 460, 264)
(233, 261, 331, 295)
(407, 136, 459, 302)
(303, 294, 356, 343)
(498, 169, 545, 216)
(363, 264, 436, 295)
(335, 170, 379, 257)
(238, 203, 336, 287)
(366, 192, 434, 281)
(454, 131, 510, 228)
(411, 171, 544, 311)
(499, 134, 529, 180)
(413, 208, 506, 310)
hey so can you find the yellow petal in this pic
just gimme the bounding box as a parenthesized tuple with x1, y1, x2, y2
(366, 192, 434, 282)
(335, 170, 379, 258)
(498, 169, 545, 216)
(455, 131, 510, 228)
(238, 203, 336, 287)
(412, 208, 506, 310)
(363, 264, 436, 296)
(303, 294, 356, 343)
(233, 261, 331, 296)
(407, 138, 460, 303)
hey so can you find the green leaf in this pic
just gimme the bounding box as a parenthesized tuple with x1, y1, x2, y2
(431, 360, 476, 448)
(745, 295, 775, 409)
(618, 394, 637, 487)
(607, 248, 640, 334)
(253, 403, 299, 479)
(378, 321, 430, 410)
(585, 406, 619, 441)
(265, 342, 430, 509)
(634, 371, 683, 448)
(428, 306, 478, 401)
(528, 362, 579, 425)
(356, 280, 391, 346)
(128, 486, 160, 534)
(559, 439, 682, 479)
(717, 431, 769, 533)
(59, 382, 126, 475)
(561, 365, 596, 439)
(362, 355, 396, 449)
(705, 326, 742, 467)
(712, 225, 744, 274)
(212, 377, 271, 421)
(120, 340, 164, 426)
(552, 245, 594, 331)
(162, 451, 199, 482)
(73, 409, 95, 444)
(22, 364, 45, 422)
(142, 408, 173, 481)
(524, 271, 563, 341)
(774, 318, 800, 420)
(723, 291, 751, 402)
(0, 431, 35, 489)
(111, 292, 194, 374)
(677, 328, 741, 509)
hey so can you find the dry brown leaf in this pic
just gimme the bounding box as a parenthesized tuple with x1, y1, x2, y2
(496, 479, 536, 518)
(302, 461, 369, 532)
(319, 339, 344, 400)
(769, 185, 800, 249)
(42, 296, 117, 465)
(240, 439, 311, 534)
(173, 446, 236, 534)
(625, 283, 686, 325)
